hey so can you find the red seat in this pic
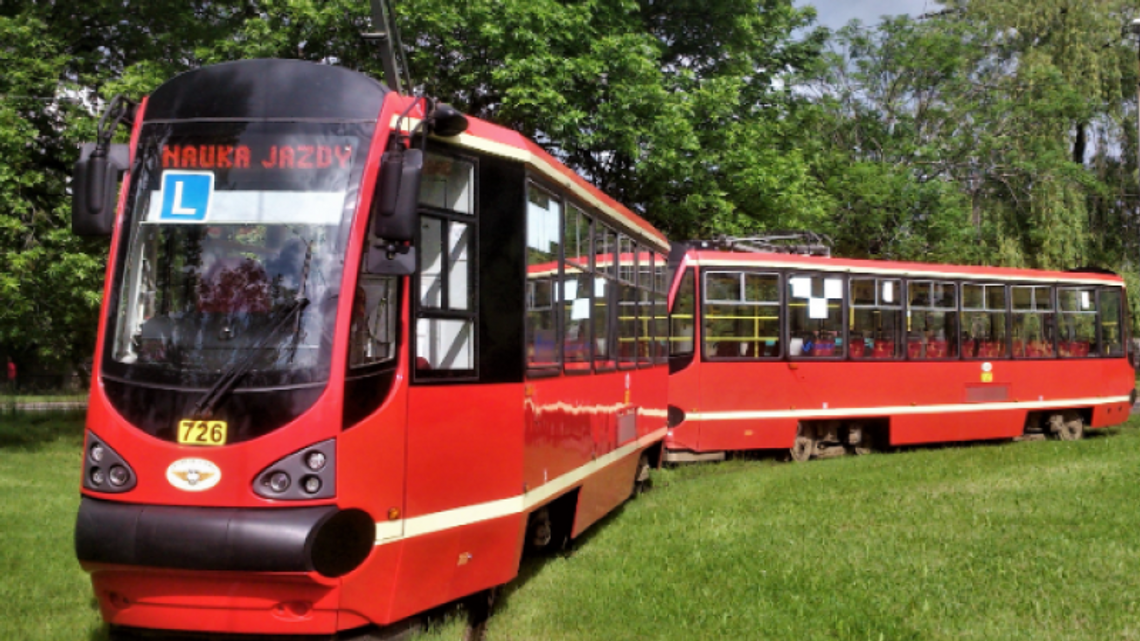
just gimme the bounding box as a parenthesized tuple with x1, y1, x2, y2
(907, 341, 922, 359)
(927, 340, 947, 359)
(849, 342, 866, 358)
(872, 340, 895, 359)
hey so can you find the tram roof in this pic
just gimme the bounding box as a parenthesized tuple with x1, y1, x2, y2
(685, 250, 1125, 286)
(391, 101, 669, 253)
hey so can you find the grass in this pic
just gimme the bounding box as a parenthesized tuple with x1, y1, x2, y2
(5, 413, 1140, 640)
(0, 411, 105, 641)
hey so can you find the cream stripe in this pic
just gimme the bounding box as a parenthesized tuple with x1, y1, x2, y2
(686, 396, 1131, 422)
(373, 427, 668, 545)
(696, 258, 1123, 286)
(391, 116, 668, 253)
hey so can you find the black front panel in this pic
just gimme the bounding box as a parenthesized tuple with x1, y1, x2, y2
(143, 59, 388, 122)
(476, 156, 526, 384)
(104, 378, 324, 443)
(76, 498, 338, 573)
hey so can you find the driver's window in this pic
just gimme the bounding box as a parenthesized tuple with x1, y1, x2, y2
(349, 275, 398, 368)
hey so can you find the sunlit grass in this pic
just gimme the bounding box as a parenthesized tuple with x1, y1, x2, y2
(6, 412, 1140, 640)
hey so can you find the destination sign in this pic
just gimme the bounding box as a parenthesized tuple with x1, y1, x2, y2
(162, 143, 355, 170)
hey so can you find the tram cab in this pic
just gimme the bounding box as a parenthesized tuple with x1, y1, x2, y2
(73, 59, 668, 638)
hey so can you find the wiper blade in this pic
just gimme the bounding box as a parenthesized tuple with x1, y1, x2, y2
(191, 297, 310, 419)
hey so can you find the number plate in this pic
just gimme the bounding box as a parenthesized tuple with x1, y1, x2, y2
(177, 419, 228, 446)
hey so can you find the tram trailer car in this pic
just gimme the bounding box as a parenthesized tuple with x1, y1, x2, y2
(71, 59, 669, 638)
(665, 248, 1135, 462)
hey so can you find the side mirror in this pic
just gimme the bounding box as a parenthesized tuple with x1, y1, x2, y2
(371, 145, 422, 244)
(72, 143, 128, 237)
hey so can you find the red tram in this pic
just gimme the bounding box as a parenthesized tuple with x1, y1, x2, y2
(666, 247, 1134, 462)
(71, 59, 669, 638)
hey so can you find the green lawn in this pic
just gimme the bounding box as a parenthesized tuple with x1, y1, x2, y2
(5, 413, 1140, 640)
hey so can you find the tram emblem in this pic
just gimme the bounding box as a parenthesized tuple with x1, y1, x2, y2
(166, 458, 222, 491)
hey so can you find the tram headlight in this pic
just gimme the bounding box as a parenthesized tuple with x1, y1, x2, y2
(82, 432, 137, 493)
(108, 465, 129, 487)
(268, 471, 291, 493)
(302, 475, 322, 494)
(305, 451, 326, 471)
(252, 439, 335, 500)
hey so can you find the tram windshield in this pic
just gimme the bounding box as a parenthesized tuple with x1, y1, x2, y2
(105, 121, 374, 389)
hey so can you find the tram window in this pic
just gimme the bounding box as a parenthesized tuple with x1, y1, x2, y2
(636, 251, 654, 366)
(1057, 288, 1098, 357)
(907, 280, 958, 359)
(787, 273, 843, 358)
(705, 271, 781, 359)
(653, 253, 669, 364)
(593, 225, 617, 369)
(419, 154, 474, 214)
(414, 152, 478, 377)
(617, 236, 639, 368)
(350, 275, 398, 368)
(526, 184, 562, 370)
(1011, 285, 1055, 358)
(961, 284, 1008, 359)
(563, 206, 592, 371)
(670, 268, 696, 357)
(848, 277, 902, 359)
(416, 318, 473, 369)
(1100, 288, 1124, 357)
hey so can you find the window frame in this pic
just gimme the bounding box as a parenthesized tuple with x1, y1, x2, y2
(701, 269, 783, 361)
(847, 275, 904, 361)
(1009, 283, 1057, 360)
(412, 149, 480, 382)
(784, 270, 847, 361)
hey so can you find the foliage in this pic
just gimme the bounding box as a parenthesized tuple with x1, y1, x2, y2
(1, 0, 1140, 370)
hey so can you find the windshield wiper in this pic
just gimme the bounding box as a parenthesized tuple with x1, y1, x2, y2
(191, 296, 310, 419)
(192, 240, 314, 420)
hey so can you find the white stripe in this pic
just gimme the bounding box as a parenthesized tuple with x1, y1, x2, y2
(686, 396, 1131, 422)
(392, 116, 668, 253)
(146, 190, 346, 225)
(373, 427, 668, 545)
(695, 258, 1123, 286)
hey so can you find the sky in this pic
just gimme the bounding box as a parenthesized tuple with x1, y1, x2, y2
(795, 0, 939, 31)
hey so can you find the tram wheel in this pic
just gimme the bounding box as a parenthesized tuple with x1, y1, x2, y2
(848, 423, 875, 456)
(790, 424, 815, 462)
(1051, 410, 1085, 441)
(632, 451, 652, 497)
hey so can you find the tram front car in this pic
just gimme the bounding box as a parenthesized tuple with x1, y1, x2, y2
(72, 60, 466, 637)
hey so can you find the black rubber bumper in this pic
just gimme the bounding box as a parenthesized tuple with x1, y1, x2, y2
(76, 498, 375, 577)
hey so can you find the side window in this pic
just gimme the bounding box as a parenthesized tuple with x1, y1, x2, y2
(349, 275, 398, 368)
(787, 273, 844, 358)
(1011, 285, 1055, 358)
(907, 280, 959, 359)
(525, 183, 562, 371)
(563, 204, 592, 371)
(961, 284, 1008, 358)
(636, 251, 654, 366)
(416, 153, 476, 374)
(669, 268, 696, 357)
(653, 253, 669, 364)
(593, 226, 617, 370)
(1058, 288, 1097, 357)
(849, 277, 902, 359)
(704, 271, 780, 359)
(617, 235, 638, 368)
(1100, 288, 1124, 357)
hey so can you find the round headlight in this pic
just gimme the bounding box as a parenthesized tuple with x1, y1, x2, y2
(305, 451, 327, 471)
(90, 443, 105, 463)
(90, 467, 106, 486)
(268, 471, 291, 493)
(302, 475, 322, 494)
(108, 465, 129, 487)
